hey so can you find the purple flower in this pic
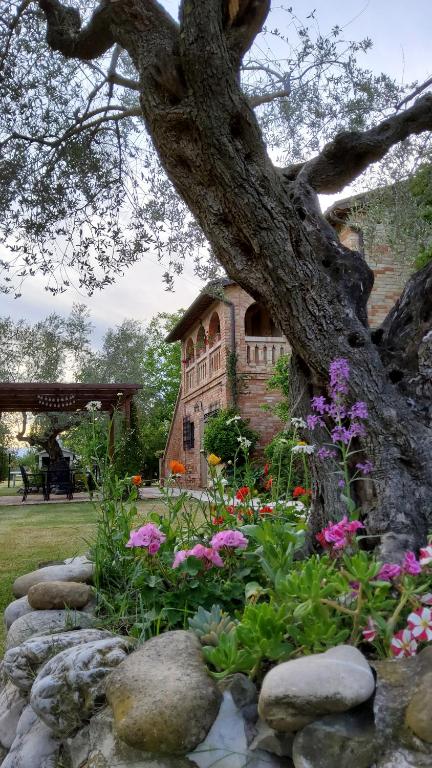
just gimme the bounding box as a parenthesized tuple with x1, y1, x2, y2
(347, 422, 367, 439)
(356, 460, 374, 475)
(327, 402, 347, 420)
(126, 523, 166, 554)
(377, 563, 402, 581)
(188, 544, 224, 568)
(317, 446, 338, 460)
(316, 516, 364, 552)
(329, 358, 350, 396)
(402, 551, 422, 576)
(331, 425, 351, 444)
(338, 479, 346, 488)
(210, 530, 248, 551)
(311, 396, 328, 415)
(172, 550, 189, 568)
(349, 401, 368, 420)
(306, 414, 324, 430)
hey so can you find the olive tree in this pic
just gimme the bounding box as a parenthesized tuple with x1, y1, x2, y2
(3, 0, 432, 557)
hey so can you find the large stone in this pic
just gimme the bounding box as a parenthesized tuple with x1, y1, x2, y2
(3, 596, 33, 629)
(258, 646, 375, 733)
(65, 708, 197, 768)
(13, 558, 94, 598)
(249, 721, 294, 758)
(27, 580, 92, 610)
(405, 673, 432, 743)
(189, 691, 290, 768)
(1, 705, 60, 768)
(3, 628, 112, 692)
(376, 747, 432, 767)
(30, 636, 130, 737)
(107, 630, 222, 754)
(5, 609, 96, 650)
(0, 681, 27, 749)
(291, 710, 380, 768)
(373, 645, 432, 744)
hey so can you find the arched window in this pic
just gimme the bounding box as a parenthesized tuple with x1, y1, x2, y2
(208, 312, 221, 347)
(196, 324, 206, 357)
(244, 303, 282, 337)
(185, 338, 194, 366)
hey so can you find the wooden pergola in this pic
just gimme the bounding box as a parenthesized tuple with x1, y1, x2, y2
(0, 382, 142, 456)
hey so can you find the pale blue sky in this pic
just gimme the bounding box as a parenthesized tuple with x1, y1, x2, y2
(2, 1, 431, 344)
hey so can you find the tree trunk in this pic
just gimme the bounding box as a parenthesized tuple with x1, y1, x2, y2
(39, 0, 432, 558)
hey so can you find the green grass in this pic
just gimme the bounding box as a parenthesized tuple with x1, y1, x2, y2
(0, 483, 22, 497)
(0, 498, 168, 654)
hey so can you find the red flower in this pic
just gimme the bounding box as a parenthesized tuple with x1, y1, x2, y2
(259, 505, 273, 516)
(236, 486, 250, 502)
(212, 516, 225, 525)
(264, 476, 273, 491)
(225, 505, 236, 516)
(293, 486, 307, 498)
(263, 463, 270, 475)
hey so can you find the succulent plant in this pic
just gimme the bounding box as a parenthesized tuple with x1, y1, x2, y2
(188, 604, 237, 646)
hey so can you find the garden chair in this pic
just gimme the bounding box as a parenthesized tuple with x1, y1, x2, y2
(44, 460, 74, 501)
(19, 465, 44, 502)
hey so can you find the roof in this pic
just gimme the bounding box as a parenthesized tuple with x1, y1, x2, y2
(324, 184, 395, 227)
(0, 383, 142, 413)
(165, 278, 235, 342)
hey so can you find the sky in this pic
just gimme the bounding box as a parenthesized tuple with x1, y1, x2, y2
(1, 0, 431, 345)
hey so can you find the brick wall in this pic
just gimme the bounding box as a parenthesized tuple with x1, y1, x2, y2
(338, 224, 410, 327)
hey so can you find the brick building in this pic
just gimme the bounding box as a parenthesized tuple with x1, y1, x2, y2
(162, 194, 411, 487)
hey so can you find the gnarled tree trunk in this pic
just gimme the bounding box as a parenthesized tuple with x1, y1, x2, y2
(38, 0, 432, 557)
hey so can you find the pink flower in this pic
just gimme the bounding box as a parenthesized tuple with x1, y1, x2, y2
(172, 550, 189, 568)
(316, 516, 364, 552)
(210, 530, 248, 551)
(421, 593, 432, 606)
(188, 544, 224, 568)
(126, 523, 166, 554)
(407, 608, 432, 642)
(391, 628, 418, 658)
(377, 563, 402, 581)
(402, 551, 422, 576)
(362, 617, 377, 643)
(420, 545, 432, 566)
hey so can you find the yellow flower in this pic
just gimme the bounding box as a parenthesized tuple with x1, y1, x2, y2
(207, 453, 222, 466)
(297, 441, 307, 446)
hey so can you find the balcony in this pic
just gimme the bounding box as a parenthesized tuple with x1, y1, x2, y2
(184, 340, 223, 393)
(245, 336, 288, 367)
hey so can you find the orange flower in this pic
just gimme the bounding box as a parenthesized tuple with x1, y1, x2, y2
(131, 475, 142, 486)
(293, 486, 312, 498)
(169, 460, 186, 474)
(264, 476, 273, 490)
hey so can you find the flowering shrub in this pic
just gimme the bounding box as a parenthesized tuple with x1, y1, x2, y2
(202, 408, 258, 464)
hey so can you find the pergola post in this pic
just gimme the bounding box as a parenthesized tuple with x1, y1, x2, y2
(124, 396, 132, 428)
(108, 409, 115, 461)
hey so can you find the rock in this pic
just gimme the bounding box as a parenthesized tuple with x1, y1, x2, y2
(373, 645, 432, 744)
(13, 559, 94, 598)
(30, 636, 130, 737)
(376, 747, 432, 767)
(0, 681, 27, 749)
(3, 628, 112, 692)
(107, 630, 221, 754)
(188, 691, 290, 768)
(65, 708, 197, 768)
(5, 609, 96, 650)
(405, 672, 432, 743)
(219, 673, 257, 710)
(258, 645, 375, 733)
(249, 720, 294, 758)
(3, 596, 33, 629)
(27, 580, 92, 610)
(291, 710, 380, 768)
(1, 705, 60, 768)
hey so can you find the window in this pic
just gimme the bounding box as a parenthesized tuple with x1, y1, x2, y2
(244, 302, 282, 337)
(183, 417, 195, 449)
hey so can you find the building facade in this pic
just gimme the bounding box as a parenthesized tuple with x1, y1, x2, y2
(163, 198, 411, 488)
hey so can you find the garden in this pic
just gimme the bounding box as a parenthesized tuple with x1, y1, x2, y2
(1, 358, 431, 768)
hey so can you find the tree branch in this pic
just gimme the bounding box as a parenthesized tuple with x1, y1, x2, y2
(108, 73, 140, 91)
(282, 93, 432, 194)
(38, 0, 116, 60)
(249, 88, 290, 107)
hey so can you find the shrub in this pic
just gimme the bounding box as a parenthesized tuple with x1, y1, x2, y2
(203, 409, 258, 463)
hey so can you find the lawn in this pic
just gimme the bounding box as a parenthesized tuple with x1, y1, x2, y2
(0, 498, 166, 653)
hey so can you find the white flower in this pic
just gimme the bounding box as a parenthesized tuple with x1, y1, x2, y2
(85, 400, 102, 411)
(291, 417, 307, 428)
(237, 436, 252, 449)
(291, 443, 315, 455)
(227, 415, 241, 425)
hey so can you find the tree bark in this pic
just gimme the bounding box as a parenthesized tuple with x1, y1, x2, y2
(38, 0, 432, 557)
